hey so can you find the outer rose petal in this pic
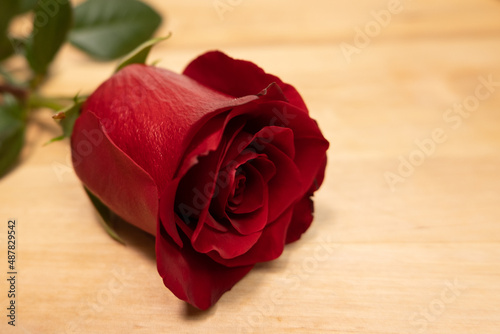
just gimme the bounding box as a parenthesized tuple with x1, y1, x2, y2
(183, 51, 309, 112)
(285, 195, 314, 244)
(310, 154, 328, 193)
(71, 111, 158, 235)
(83, 64, 236, 191)
(83, 64, 255, 245)
(156, 224, 253, 310)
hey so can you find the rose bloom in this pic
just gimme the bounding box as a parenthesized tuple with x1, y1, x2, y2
(71, 51, 329, 309)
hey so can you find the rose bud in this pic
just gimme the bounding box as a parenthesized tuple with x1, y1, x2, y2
(71, 51, 329, 310)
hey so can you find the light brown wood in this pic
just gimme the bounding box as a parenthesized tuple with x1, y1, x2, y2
(1, 0, 500, 333)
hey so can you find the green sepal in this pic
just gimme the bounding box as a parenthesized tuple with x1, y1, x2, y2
(115, 34, 171, 73)
(84, 187, 125, 244)
(47, 95, 85, 144)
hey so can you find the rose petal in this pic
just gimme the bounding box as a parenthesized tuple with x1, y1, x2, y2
(256, 82, 289, 103)
(174, 140, 229, 237)
(175, 150, 219, 224)
(209, 167, 237, 219)
(253, 101, 325, 140)
(183, 51, 309, 112)
(216, 127, 282, 204)
(263, 144, 303, 221)
(227, 204, 268, 236)
(156, 224, 253, 310)
(227, 172, 246, 208)
(227, 163, 269, 235)
(294, 137, 329, 191)
(191, 213, 263, 259)
(158, 178, 184, 246)
(285, 195, 314, 244)
(207, 206, 295, 267)
(250, 126, 295, 159)
(83, 64, 235, 191)
(71, 111, 158, 235)
(174, 100, 258, 180)
(248, 156, 276, 183)
(253, 101, 329, 190)
(229, 158, 274, 214)
(183, 147, 267, 257)
(308, 154, 328, 194)
(219, 130, 255, 168)
(219, 150, 262, 211)
(209, 129, 256, 218)
(221, 102, 329, 194)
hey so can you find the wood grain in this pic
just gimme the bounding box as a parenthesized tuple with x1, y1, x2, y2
(1, 0, 500, 333)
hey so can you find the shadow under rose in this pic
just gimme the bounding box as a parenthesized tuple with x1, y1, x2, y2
(180, 251, 289, 319)
(102, 212, 157, 262)
(87, 198, 332, 317)
(184, 303, 218, 319)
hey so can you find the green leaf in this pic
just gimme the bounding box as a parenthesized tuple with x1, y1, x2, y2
(0, 1, 18, 26)
(69, 0, 162, 61)
(25, 0, 73, 75)
(0, 34, 15, 61)
(16, 0, 38, 14)
(0, 1, 20, 61)
(84, 187, 125, 244)
(0, 95, 26, 177)
(115, 34, 170, 72)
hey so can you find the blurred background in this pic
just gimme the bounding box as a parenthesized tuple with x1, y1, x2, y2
(1, 0, 500, 333)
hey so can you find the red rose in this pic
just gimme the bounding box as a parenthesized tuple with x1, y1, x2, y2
(71, 51, 329, 309)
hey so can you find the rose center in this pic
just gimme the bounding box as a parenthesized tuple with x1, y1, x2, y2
(229, 167, 246, 206)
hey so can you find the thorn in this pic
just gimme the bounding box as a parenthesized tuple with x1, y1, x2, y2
(52, 111, 66, 120)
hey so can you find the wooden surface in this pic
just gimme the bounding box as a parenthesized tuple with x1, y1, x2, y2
(2, 0, 500, 333)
